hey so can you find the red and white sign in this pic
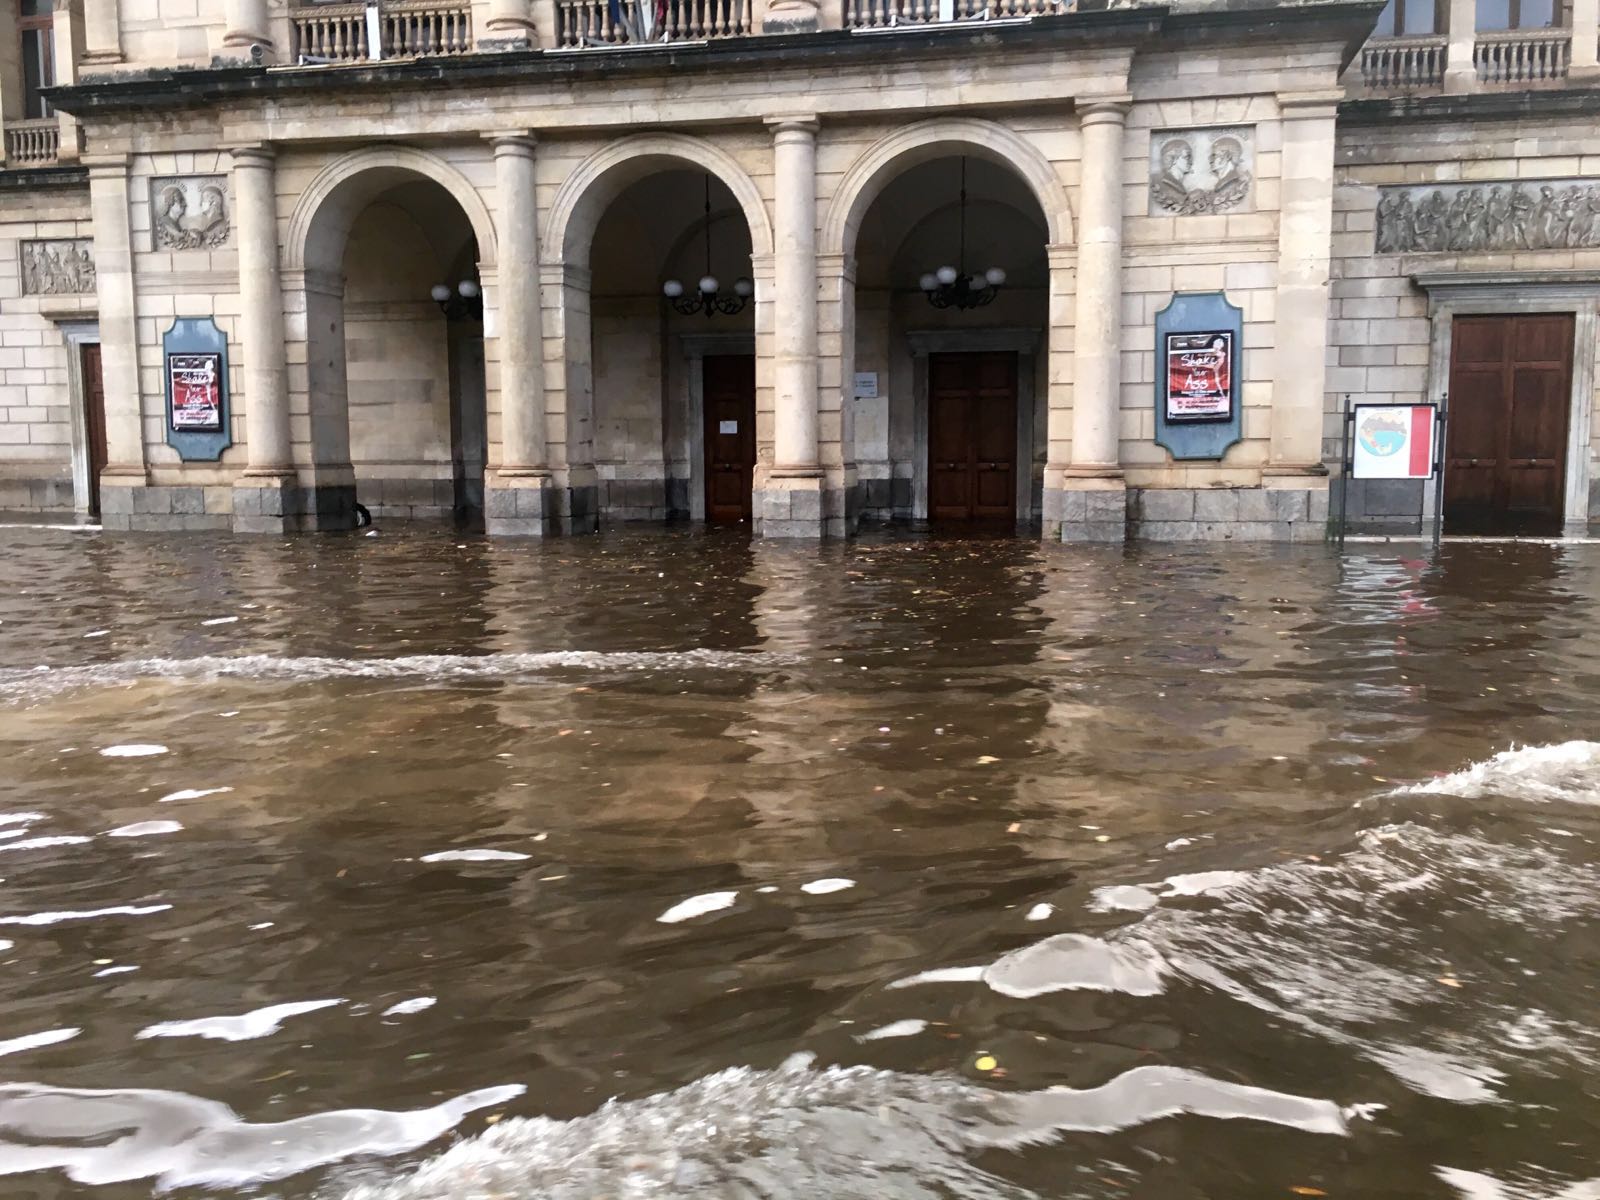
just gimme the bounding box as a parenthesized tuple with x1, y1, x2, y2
(1163, 330, 1233, 422)
(168, 352, 223, 432)
(1352, 403, 1436, 479)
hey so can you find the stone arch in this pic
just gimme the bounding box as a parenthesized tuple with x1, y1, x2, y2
(821, 119, 1072, 260)
(542, 133, 774, 268)
(284, 145, 499, 272)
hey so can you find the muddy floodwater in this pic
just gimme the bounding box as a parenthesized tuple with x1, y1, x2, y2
(1, 528, 1598, 1200)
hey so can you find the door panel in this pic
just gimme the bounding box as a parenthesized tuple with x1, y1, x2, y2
(80, 343, 107, 518)
(704, 354, 755, 524)
(928, 352, 1017, 525)
(1444, 314, 1572, 536)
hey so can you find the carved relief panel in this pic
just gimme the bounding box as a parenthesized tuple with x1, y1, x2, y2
(1375, 180, 1600, 254)
(20, 239, 96, 295)
(1148, 127, 1255, 216)
(149, 175, 231, 250)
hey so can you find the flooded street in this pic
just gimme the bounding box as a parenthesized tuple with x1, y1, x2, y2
(1, 528, 1598, 1199)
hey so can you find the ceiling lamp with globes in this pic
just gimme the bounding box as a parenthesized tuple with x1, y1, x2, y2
(919, 157, 1006, 311)
(662, 174, 753, 318)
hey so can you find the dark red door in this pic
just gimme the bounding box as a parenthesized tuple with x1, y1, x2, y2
(80, 342, 108, 517)
(704, 354, 755, 524)
(928, 352, 1016, 524)
(1445, 314, 1573, 536)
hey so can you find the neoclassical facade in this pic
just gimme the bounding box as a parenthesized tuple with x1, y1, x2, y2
(3, 0, 1600, 539)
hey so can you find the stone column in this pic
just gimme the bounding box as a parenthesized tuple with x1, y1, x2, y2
(85, 156, 146, 529)
(1265, 90, 1340, 540)
(485, 133, 556, 536)
(1053, 98, 1129, 543)
(1443, 0, 1478, 91)
(231, 145, 298, 533)
(483, 0, 536, 44)
(1572, 0, 1599, 79)
(50, 2, 82, 161)
(757, 115, 825, 537)
(82, 0, 124, 65)
(223, 0, 272, 57)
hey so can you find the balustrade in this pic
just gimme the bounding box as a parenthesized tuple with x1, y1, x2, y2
(4, 119, 60, 167)
(554, 0, 751, 44)
(1475, 27, 1571, 83)
(290, 0, 471, 61)
(844, 0, 1058, 26)
(1359, 34, 1447, 89)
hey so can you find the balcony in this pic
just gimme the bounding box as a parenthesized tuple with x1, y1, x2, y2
(1356, 25, 1581, 92)
(1474, 26, 1570, 82)
(554, 0, 752, 46)
(290, 0, 472, 63)
(4, 118, 61, 168)
(843, 0, 1064, 27)
(1359, 33, 1447, 88)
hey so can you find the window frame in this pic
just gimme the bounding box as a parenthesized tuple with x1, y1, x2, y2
(19, 0, 56, 120)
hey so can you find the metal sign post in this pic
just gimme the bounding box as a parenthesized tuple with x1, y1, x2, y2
(1338, 399, 1441, 551)
(1429, 391, 1449, 549)
(1336, 393, 1353, 550)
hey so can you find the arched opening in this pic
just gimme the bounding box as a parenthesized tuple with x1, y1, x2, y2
(847, 151, 1051, 528)
(587, 169, 755, 524)
(294, 156, 495, 530)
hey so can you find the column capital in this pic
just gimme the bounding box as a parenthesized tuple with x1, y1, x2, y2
(1077, 95, 1132, 123)
(1275, 88, 1345, 119)
(82, 152, 129, 175)
(765, 115, 820, 136)
(486, 131, 538, 155)
(229, 143, 277, 168)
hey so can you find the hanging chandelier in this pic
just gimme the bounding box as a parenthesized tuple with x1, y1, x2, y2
(663, 175, 753, 318)
(920, 157, 1005, 310)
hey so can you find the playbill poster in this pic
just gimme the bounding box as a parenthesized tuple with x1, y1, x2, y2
(1163, 330, 1233, 422)
(168, 352, 223, 432)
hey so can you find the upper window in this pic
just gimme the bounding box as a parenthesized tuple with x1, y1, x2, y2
(1375, 0, 1439, 36)
(1477, 0, 1560, 29)
(19, 0, 54, 120)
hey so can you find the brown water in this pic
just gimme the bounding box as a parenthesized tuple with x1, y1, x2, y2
(0, 527, 1598, 1200)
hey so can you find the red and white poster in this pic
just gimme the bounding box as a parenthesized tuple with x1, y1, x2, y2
(1163, 330, 1233, 422)
(168, 352, 223, 432)
(1352, 403, 1436, 479)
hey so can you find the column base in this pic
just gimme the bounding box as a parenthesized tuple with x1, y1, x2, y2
(1129, 484, 1329, 542)
(753, 472, 844, 538)
(485, 474, 598, 536)
(1042, 478, 1128, 544)
(232, 477, 357, 533)
(99, 482, 231, 532)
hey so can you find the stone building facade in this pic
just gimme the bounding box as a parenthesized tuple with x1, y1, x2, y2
(1, 0, 1597, 538)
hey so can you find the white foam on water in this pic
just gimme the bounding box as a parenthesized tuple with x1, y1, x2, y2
(982, 934, 1170, 999)
(0, 904, 171, 926)
(1090, 885, 1160, 912)
(98, 744, 167, 758)
(0, 836, 92, 853)
(0, 1080, 524, 1189)
(856, 1019, 928, 1041)
(381, 997, 436, 1017)
(0, 813, 44, 826)
(1025, 903, 1054, 921)
(333, 1056, 1350, 1200)
(0, 830, 29, 841)
(657, 891, 739, 924)
(1438, 1167, 1600, 1200)
(136, 998, 344, 1043)
(0, 1028, 78, 1058)
(0, 940, 11, 951)
(1092, 872, 1253, 913)
(800, 877, 855, 895)
(107, 821, 182, 838)
(93, 965, 138, 977)
(419, 849, 530, 863)
(1, 650, 800, 701)
(886, 966, 986, 988)
(159, 787, 232, 803)
(200, 617, 239, 626)
(1398, 740, 1600, 805)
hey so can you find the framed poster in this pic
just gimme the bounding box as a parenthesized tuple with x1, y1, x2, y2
(1163, 330, 1233, 423)
(1351, 403, 1437, 479)
(168, 352, 223, 432)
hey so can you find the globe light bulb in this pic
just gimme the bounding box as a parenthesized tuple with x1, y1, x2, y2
(430, 284, 451, 303)
(919, 273, 938, 292)
(733, 277, 754, 298)
(457, 280, 480, 299)
(984, 267, 1006, 287)
(662, 279, 685, 298)
(699, 275, 719, 295)
(936, 265, 959, 286)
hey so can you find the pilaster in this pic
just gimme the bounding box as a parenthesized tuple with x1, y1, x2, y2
(1443, 0, 1478, 92)
(84, 154, 145, 527)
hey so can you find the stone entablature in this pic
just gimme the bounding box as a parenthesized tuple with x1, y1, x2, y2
(1375, 180, 1600, 254)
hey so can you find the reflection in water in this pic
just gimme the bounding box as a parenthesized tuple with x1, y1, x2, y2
(0, 529, 1596, 1199)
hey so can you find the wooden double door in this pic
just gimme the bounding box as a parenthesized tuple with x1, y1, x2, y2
(704, 354, 756, 524)
(929, 352, 1018, 525)
(1444, 313, 1574, 536)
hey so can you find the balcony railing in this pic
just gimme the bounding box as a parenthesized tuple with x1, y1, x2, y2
(844, 0, 1060, 26)
(290, 0, 472, 63)
(555, 0, 751, 45)
(4, 118, 60, 167)
(1359, 34, 1447, 89)
(1475, 26, 1570, 83)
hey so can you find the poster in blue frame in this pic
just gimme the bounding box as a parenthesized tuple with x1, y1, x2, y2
(163, 317, 232, 462)
(1153, 291, 1244, 462)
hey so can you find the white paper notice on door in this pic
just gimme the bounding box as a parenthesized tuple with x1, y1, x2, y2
(719, 420, 738, 435)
